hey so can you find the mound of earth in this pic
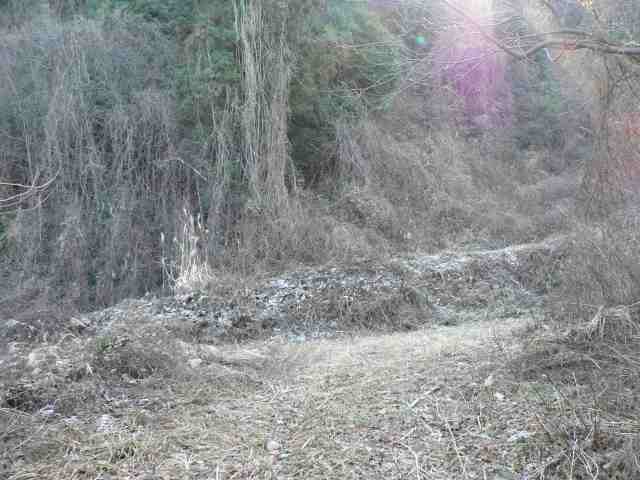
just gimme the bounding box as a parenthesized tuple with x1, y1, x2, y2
(2, 236, 564, 346)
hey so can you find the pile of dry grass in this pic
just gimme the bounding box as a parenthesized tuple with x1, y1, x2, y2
(1, 313, 533, 480)
(507, 213, 640, 479)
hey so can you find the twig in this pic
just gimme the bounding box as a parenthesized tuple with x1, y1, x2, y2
(436, 401, 469, 479)
(398, 442, 422, 480)
(440, 0, 640, 60)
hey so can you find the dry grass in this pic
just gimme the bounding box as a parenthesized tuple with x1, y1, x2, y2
(0, 15, 187, 308)
(554, 216, 640, 314)
(1, 316, 545, 480)
(0, 3, 583, 317)
(507, 321, 640, 479)
(163, 208, 213, 294)
(507, 214, 640, 479)
(1, 4, 638, 479)
(3, 279, 637, 480)
(332, 101, 570, 255)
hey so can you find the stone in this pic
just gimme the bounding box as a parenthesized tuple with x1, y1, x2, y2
(68, 317, 89, 333)
(96, 414, 116, 433)
(1, 319, 35, 341)
(508, 431, 532, 443)
(188, 358, 203, 369)
(266, 440, 281, 452)
(483, 374, 495, 387)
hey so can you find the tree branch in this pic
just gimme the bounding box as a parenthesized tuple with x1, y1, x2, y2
(0, 171, 59, 212)
(540, 0, 560, 20)
(440, 0, 640, 61)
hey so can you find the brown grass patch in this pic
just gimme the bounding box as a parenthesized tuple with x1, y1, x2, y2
(2, 317, 548, 480)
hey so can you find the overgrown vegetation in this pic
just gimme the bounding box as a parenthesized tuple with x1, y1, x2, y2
(0, 0, 411, 310)
(2, 0, 640, 478)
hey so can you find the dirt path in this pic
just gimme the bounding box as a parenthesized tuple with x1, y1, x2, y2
(4, 236, 637, 479)
(226, 317, 530, 479)
(2, 238, 570, 479)
(3, 316, 537, 480)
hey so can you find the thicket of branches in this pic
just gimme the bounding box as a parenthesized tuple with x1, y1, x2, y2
(1, 1, 639, 476)
(0, 0, 639, 319)
(0, 0, 406, 309)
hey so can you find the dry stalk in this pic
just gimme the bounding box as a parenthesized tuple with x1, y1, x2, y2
(435, 400, 469, 479)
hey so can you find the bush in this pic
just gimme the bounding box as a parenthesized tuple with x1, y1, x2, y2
(556, 216, 640, 317)
(0, 2, 400, 309)
(0, 15, 209, 308)
(0, 0, 43, 28)
(509, 53, 570, 151)
(288, 1, 401, 184)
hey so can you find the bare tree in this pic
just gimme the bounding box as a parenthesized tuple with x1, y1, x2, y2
(48, 0, 87, 19)
(411, 0, 640, 215)
(0, 173, 58, 212)
(439, 0, 640, 62)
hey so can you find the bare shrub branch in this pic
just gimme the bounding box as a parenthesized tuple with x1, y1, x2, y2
(440, 0, 640, 61)
(0, 171, 58, 212)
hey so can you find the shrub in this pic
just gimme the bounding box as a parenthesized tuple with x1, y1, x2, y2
(0, 14, 209, 307)
(288, 1, 401, 184)
(0, 0, 43, 28)
(509, 53, 569, 151)
(556, 216, 640, 317)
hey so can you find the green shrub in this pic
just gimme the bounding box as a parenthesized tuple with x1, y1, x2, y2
(509, 53, 567, 151)
(118, 0, 401, 183)
(287, 1, 401, 183)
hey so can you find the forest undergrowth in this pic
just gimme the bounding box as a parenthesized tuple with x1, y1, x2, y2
(1, 1, 640, 478)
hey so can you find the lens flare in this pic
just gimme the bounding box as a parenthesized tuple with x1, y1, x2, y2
(432, 0, 512, 129)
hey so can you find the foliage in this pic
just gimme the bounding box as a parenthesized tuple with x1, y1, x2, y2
(0, 15, 193, 306)
(0, 0, 576, 312)
(0, 0, 42, 28)
(105, 0, 401, 183)
(125, 0, 194, 26)
(173, 1, 239, 136)
(4, 0, 401, 184)
(508, 52, 566, 150)
(287, 1, 401, 183)
(0, 0, 401, 308)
